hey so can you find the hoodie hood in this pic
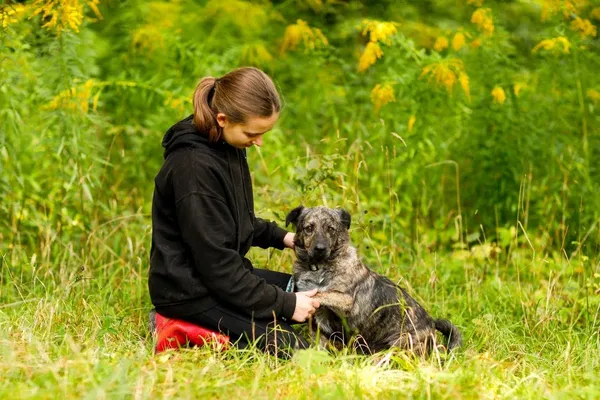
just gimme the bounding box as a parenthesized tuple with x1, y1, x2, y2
(162, 114, 225, 158)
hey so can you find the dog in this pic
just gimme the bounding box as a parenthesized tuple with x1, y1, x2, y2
(285, 205, 462, 355)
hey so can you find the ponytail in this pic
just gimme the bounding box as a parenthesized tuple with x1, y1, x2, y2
(192, 77, 221, 142)
(192, 67, 281, 143)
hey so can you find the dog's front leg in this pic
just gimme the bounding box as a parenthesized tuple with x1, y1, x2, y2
(314, 291, 353, 316)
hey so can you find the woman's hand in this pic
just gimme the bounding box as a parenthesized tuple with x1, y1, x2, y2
(291, 288, 320, 322)
(283, 232, 295, 250)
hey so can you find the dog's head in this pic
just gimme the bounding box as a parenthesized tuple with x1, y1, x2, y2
(285, 205, 351, 263)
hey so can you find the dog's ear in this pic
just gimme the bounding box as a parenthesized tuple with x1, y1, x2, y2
(285, 205, 305, 227)
(337, 208, 351, 230)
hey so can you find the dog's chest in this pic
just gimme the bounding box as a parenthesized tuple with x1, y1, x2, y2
(294, 266, 331, 291)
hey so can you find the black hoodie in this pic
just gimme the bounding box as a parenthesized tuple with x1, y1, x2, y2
(148, 115, 296, 320)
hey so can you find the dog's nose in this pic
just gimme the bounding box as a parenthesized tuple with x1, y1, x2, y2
(314, 244, 326, 253)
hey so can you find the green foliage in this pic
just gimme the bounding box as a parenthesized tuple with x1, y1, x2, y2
(1, 0, 600, 397)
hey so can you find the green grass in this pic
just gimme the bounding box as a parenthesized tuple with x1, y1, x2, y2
(2, 1, 600, 397)
(2, 219, 599, 399)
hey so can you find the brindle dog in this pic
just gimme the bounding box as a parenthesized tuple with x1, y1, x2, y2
(286, 205, 462, 355)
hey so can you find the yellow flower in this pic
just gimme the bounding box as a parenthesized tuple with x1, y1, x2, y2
(164, 96, 187, 114)
(491, 86, 506, 104)
(281, 19, 329, 53)
(471, 8, 494, 37)
(1, 4, 29, 28)
(467, 0, 484, 6)
(32, 0, 80, 35)
(458, 72, 471, 102)
(370, 83, 396, 113)
(592, 8, 600, 21)
(570, 17, 597, 39)
(433, 36, 449, 52)
(361, 19, 399, 45)
(45, 79, 96, 113)
(587, 89, 600, 104)
(452, 32, 466, 51)
(242, 43, 274, 65)
(532, 36, 571, 54)
(420, 58, 470, 99)
(513, 82, 526, 97)
(31, 0, 102, 35)
(358, 41, 384, 72)
(407, 115, 416, 132)
(541, 0, 585, 21)
(87, 0, 102, 19)
(471, 38, 482, 48)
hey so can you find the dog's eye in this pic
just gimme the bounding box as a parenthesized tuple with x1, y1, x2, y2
(304, 225, 314, 234)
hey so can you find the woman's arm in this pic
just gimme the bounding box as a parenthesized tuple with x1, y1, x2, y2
(252, 217, 290, 249)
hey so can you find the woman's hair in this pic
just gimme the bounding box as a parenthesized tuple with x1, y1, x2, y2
(192, 67, 281, 142)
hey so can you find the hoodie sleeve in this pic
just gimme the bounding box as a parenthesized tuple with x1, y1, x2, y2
(252, 218, 289, 250)
(175, 191, 296, 320)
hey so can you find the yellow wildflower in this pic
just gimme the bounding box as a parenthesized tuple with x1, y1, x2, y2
(88, 0, 102, 19)
(281, 19, 328, 53)
(491, 86, 506, 104)
(242, 43, 274, 65)
(32, 0, 103, 35)
(467, 0, 484, 6)
(420, 58, 470, 99)
(540, 0, 585, 21)
(592, 8, 600, 21)
(45, 79, 96, 113)
(513, 82, 526, 97)
(407, 115, 416, 132)
(587, 89, 600, 104)
(471, 8, 494, 37)
(1, 4, 29, 28)
(471, 38, 482, 48)
(164, 96, 187, 114)
(433, 36, 449, 52)
(370, 84, 396, 113)
(361, 19, 399, 45)
(570, 17, 597, 39)
(452, 32, 466, 51)
(358, 41, 383, 72)
(458, 72, 471, 102)
(532, 36, 571, 54)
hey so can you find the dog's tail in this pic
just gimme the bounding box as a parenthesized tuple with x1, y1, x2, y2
(434, 319, 462, 351)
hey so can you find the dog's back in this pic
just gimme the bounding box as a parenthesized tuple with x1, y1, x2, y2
(342, 268, 438, 353)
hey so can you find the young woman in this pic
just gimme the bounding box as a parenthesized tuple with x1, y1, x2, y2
(148, 67, 319, 357)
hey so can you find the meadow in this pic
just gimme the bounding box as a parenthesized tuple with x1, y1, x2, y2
(1, 0, 599, 398)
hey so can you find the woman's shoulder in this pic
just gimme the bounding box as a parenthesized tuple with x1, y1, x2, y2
(166, 146, 226, 173)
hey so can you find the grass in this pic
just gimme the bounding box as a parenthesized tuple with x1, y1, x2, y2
(1, 212, 599, 399)
(2, 0, 600, 397)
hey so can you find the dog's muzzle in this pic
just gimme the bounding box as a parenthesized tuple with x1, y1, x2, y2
(309, 242, 329, 262)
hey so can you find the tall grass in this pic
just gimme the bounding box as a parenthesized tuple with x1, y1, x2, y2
(1, 0, 599, 398)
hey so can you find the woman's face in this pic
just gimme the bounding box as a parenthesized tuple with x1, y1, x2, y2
(217, 113, 279, 149)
